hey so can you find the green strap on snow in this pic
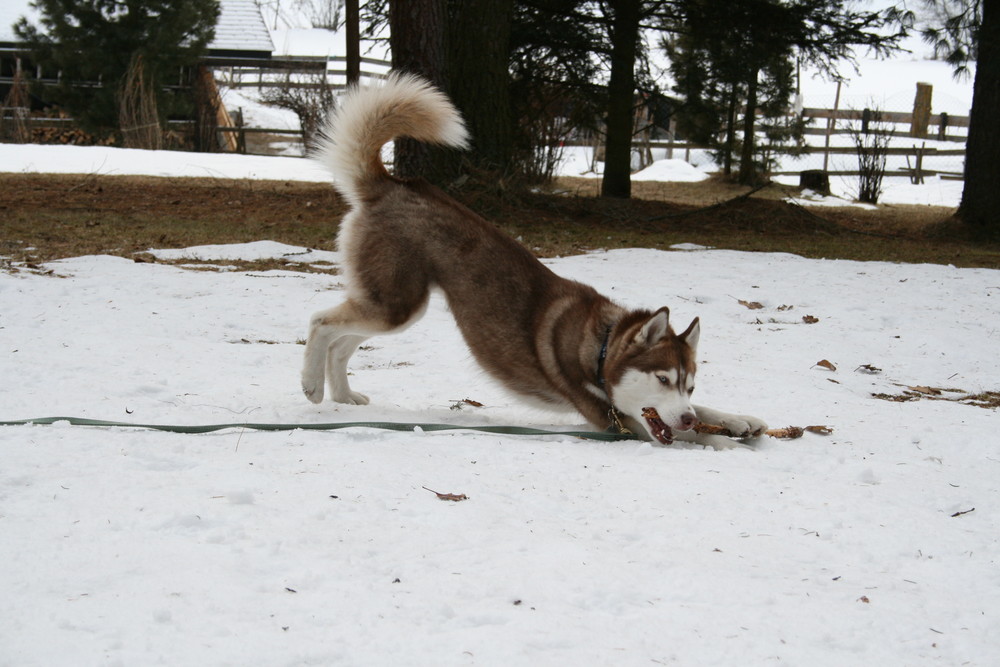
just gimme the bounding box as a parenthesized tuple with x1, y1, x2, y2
(0, 416, 637, 442)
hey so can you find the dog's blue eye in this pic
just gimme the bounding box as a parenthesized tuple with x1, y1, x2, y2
(657, 375, 670, 385)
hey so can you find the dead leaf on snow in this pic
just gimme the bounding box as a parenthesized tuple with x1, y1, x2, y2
(738, 299, 765, 310)
(814, 359, 837, 371)
(872, 392, 919, 403)
(961, 391, 1000, 408)
(802, 315, 820, 324)
(450, 398, 484, 410)
(873, 387, 998, 409)
(422, 486, 469, 502)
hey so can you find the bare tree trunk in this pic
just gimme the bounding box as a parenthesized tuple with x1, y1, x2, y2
(959, 0, 1000, 241)
(345, 0, 360, 85)
(601, 0, 641, 198)
(723, 86, 737, 176)
(389, 0, 450, 180)
(737, 70, 759, 185)
(447, 0, 514, 174)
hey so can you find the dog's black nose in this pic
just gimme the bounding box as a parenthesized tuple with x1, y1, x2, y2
(679, 412, 697, 430)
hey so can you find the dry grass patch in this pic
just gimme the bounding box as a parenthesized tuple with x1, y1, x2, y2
(3, 172, 999, 269)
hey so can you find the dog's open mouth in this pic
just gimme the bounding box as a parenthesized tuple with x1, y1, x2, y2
(641, 407, 674, 445)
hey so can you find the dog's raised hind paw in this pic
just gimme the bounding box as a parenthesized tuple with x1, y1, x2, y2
(302, 378, 325, 404)
(331, 390, 370, 406)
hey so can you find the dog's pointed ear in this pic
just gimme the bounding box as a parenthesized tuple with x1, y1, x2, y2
(637, 307, 671, 346)
(679, 317, 700, 354)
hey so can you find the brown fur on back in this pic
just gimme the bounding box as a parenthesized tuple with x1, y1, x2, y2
(346, 176, 622, 414)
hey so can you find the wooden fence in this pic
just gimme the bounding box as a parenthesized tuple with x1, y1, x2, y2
(800, 107, 968, 143)
(207, 71, 969, 182)
(213, 55, 390, 90)
(2, 67, 968, 183)
(636, 140, 965, 181)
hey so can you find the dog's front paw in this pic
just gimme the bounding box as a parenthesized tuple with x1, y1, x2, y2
(702, 434, 754, 451)
(720, 415, 768, 438)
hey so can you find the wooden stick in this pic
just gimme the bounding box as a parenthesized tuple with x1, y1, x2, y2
(694, 422, 833, 440)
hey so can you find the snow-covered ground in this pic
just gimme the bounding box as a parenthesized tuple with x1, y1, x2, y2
(0, 142, 331, 182)
(0, 137, 967, 209)
(3, 235, 999, 665)
(1, 14, 994, 658)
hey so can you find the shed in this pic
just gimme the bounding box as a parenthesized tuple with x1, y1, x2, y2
(0, 0, 273, 74)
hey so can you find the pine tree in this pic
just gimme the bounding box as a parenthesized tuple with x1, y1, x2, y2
(508, 0, 605, 182)
(663, 0, 903, 185)
(14, 0, 220, 139)
(665, 1, 802, 182)
(920, 0, 998, 241)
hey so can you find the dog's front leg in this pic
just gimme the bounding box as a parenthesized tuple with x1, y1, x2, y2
(672, 405, 768, 449)
(693, 405, 768, 438)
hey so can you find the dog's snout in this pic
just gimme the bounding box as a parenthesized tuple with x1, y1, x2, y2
(679, 412, 697, 431)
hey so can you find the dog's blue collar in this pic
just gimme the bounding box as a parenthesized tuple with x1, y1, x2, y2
(596, 324, 632, 435)
(597, 325, 612, 387)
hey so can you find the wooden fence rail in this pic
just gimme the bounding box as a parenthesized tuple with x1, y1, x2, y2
(802, 106, 969, 128)
(213, 55, 390, 90)
(2, 113, 965, 182)
(3, 67, 969, 183)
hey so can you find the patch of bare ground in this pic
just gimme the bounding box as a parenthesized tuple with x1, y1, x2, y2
(0, 173, 346, 264)
(2, 172, 999, 270)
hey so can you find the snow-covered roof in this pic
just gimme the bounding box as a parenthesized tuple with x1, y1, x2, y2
(0, 0, 272, 56)
(209, 0, 273, 56)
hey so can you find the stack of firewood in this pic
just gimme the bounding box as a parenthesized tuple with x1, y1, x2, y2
(30, 126, 117, 146)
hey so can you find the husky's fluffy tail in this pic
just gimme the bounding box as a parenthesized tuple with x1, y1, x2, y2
(314, 73, 468, 202)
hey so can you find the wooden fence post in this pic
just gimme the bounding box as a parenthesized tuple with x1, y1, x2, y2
(937, 112, 949, 141)
(822, 81, 841, 172)
(235, 108, 246, 154)
(911, 82, 932, 138)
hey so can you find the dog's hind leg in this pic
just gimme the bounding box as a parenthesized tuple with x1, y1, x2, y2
(301, 295, 429, 404)
(302, 300, 374, 404)
(302, 305, 339, 404)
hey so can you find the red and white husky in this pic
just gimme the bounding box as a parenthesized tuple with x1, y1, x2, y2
(301, 74, 766, 449)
